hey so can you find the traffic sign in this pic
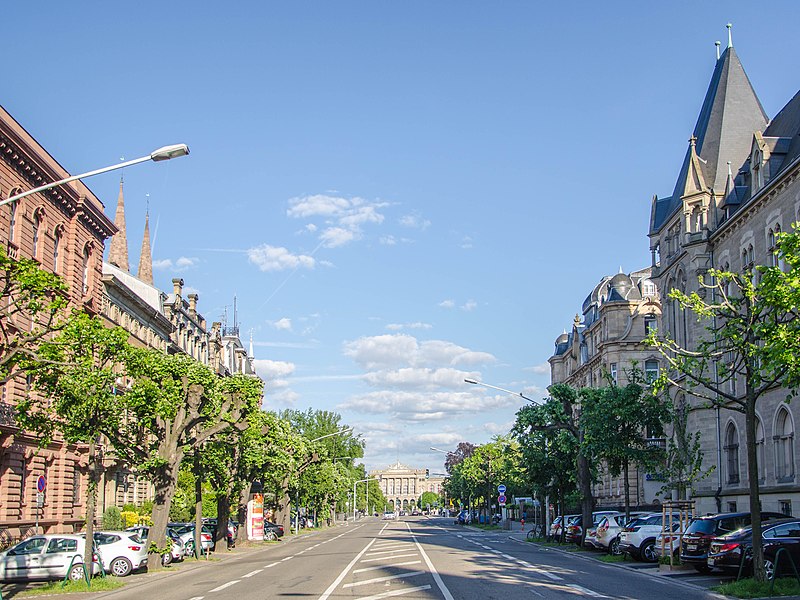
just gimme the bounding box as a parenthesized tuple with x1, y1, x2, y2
(36, 492, 45, 507)
(37, 475, 46, 493)
(498, 494, 507, 506)
(497, 484, 506, 494)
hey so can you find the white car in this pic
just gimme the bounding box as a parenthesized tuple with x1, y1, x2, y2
(382, 511, 396, 520)
(169, 524, 214, 555)
(595, 512, 649, 554)
(0, 534, 100, 582)
(127, 526, 184, 564)
(90, 531, 148, 576)
(618, 513, 680, 562)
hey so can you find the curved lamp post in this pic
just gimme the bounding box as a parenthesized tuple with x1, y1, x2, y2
(0, 144, 190, 208)
(464, 378, 540, 404)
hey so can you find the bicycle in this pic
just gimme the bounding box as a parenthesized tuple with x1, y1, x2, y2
(526, 524, 544, 540)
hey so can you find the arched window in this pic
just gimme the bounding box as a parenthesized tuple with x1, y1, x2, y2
(768, 229, 778, 267)
(724, 422, 740, 484)
(9, 199, 18, 243)
(756, 417, 766, 483)
(32, 210, 41, 259)
(644, 359, 659, 382)
(775, 408, 795, 482)
(52, 226, 62, 273)
(82, 245, 91, 295)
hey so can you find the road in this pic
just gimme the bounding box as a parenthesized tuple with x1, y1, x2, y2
(58, 517, 723, 600)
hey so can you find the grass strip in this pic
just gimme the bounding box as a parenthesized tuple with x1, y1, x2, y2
(713, 577, 800, 598)
(18, 578, 125, 596)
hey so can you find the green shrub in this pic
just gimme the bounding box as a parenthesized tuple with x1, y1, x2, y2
(101, 506, 124, 530)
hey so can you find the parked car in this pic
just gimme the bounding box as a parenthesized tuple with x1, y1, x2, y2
(203, 518, 237, 548)
(681, 511, 785, 572)
(169, 524, 214, 555)
(90, 531, 148, 577)
(707, 518, 800, 579)
(264, 521, 285, 540)
(455, 510, 470, 525)
(619, 513, 681, 562)
(549, 515, 578, 541)
(595, 512, 648, 554)
(126, 526, 185, 564)
(564, 511, 620, 545)
(0, 534, 100, 582)
(584, 512, 624, 550)
(382, 511, 396, 520)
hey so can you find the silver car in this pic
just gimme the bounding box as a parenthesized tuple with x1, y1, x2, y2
(0, 534, 99, 582)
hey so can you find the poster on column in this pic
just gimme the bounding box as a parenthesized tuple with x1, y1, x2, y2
(247, 493, 265, 540)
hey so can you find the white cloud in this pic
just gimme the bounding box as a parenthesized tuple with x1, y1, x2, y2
(527, 362, 551, 375)
(461, 300, 477, 311)
(438, 300, 455, 309)
(247, 245, 316, 272)
(385, 322, 432, 332)
(461, 236, 473, 249)
(152, 256, 198, 272)
(343, 334, 496, 371)
(270, 318, 292, 331)
(380, 235, 397, 246)
(252, 359, 295, 380)
(399, 214, 430, 230)
(362, 367, 471, 389)
(320, 227, 357, 248)
(287, 194, 352, 218)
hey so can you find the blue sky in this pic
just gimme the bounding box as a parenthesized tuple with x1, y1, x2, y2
(3, 2, 798, 472)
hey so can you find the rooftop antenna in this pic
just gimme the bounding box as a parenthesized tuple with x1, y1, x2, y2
(715, 40, 721, 60)
(726, 23, 733, 48)
(119, 156, 125, 183)
(233, 295, 238, 331)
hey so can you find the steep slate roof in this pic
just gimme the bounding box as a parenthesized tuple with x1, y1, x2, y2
(650, 46, 768, 233)
(763, 90, 800, 175)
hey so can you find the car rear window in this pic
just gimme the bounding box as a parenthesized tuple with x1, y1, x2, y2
(685, 519, 717, 534)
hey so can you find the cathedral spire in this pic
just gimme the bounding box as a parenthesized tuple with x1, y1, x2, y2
(137, 209, 154, 285)
(108, 178, 130, 271)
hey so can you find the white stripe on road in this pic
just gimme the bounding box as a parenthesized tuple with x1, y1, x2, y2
(353, 560, 421, 574)
(360, 552, 418, 562)
(405, 523, 455, 600)
(264, 561, 279, 568)
(567, 584, 610, 598)
(367, 548, 415, 556)
(343, 570, 424, 588)
(188, 597, 205, 600)
(356, 585, 432, 600)
(242, 569, 262, 578)
(317, 538, 377, 600)
(281, 556, 293, 561)
(209, 580, 239, 592)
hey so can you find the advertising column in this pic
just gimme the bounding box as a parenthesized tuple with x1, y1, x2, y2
(246, 493, 265, 540)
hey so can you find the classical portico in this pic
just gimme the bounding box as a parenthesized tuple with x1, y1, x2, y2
(369, 462, 444, 512)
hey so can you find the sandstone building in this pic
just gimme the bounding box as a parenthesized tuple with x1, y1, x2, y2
(370, 462, 445, 512)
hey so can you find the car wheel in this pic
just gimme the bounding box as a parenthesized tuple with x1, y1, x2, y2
(185, 541, 195, 556)
(764, 558, 776, 580)
(609, 537, 621, 555)
(640, 539, 657, 563)
(110, 557, 133, 577)
(693, 564, 711, 574)
(69, 563, 86, 581)
(161, 552, 173, 566)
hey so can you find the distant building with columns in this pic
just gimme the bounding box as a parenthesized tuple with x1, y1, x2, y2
(370, 462, 445, 512)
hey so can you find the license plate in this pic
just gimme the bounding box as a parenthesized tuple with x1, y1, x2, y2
(707, 558, 714, 566)
(687, 544, 697, 551)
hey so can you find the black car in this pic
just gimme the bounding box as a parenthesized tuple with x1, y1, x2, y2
(681, 511, 785, 572)
(708, 518, 800, 579)
(264, 521, 285, 540)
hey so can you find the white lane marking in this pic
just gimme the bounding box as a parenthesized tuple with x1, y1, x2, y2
(355, 585, 432, 600)
(405, 523, 455, 600)
(209, 580, 239, 592)
(264, 561, 279, 568)
(529, 589, 545, 598)
(367, 548, 416, 556)
(281, 556, 293, 561)
(317, 538, 377, 600)
(567, 584, 610, 598)
(360, 552, 418, 562)
(371, 544, 408, 551)
(379, 523, 390, 535)
(501, 553, 515, 560)
(353, 560, 421, 574)
(188, 597, 205, 600)
(242, 569, 262, 578)
(343, 570, 424, 588)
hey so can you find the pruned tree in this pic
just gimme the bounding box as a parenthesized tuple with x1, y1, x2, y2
(18, 312, 130, 575)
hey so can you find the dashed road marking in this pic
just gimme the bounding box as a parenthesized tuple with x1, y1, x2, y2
(242, 569, 262, 578)
(209, 580, 239, 592)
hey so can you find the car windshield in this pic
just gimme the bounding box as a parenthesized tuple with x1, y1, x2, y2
(685, 519, 717, 534)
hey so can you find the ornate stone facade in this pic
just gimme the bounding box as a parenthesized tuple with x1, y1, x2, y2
(370, 462, 445, 512)
(647, 35, 800, 515)
(548, 268, 663, 506)
(0, 104, 116, 538)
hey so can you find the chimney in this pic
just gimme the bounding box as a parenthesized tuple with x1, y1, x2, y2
(188, 293, 198, 317)
(172, 278, 184, 299)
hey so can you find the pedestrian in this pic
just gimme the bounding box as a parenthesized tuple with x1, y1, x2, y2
(521, 517, 525, 531)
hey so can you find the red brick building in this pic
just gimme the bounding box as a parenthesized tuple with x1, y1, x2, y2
(0, 104, 116, 540)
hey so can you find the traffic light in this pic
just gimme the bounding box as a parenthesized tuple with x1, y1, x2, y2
(425, 468, 429, 479)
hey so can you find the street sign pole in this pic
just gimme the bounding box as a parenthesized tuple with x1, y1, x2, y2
(35, 476, 46, 534)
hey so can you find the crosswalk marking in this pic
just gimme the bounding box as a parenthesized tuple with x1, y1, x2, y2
(355, 585, 432, 600)
(343, 570, 424, 588)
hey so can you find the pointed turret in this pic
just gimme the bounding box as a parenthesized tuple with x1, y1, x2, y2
(108, 179, 130, 271)
(650, 27, 768, 234)
(682, 136, 709, 196)
(137, 211, 154, 285)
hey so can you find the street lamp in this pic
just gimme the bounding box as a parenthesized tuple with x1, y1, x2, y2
(0, 144, 190, 208)
(310, 428, 353, 443)
(464, 378, 540, 404)
(353, 478, 378, 521)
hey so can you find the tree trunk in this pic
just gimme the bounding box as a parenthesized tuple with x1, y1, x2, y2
(275, 476, 292, 532)
(147, 460, 180, 571)
(236, 483, 251, 543)
(745, 393, 765, 582)
(83, 437, 98, 579)
(216, 493, 231, 548)
(194, 462, 203, 559)
(577, 443, 593, 547)
(623, 457, 630, 520)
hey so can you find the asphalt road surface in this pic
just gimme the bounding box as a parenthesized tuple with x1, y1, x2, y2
(78, 517, 722, 600)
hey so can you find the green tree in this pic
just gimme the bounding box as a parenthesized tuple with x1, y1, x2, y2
(647, 226, 800, 582)
(0, 246, 71, 388)
(581, 373, 669, 518)
(18, 312, 130, 573)
(116, 349, 246, 569)
(419, 491, 440, 511)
